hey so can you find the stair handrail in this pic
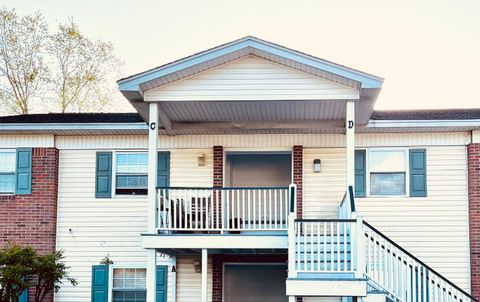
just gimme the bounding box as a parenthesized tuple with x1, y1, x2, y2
(339, 185, 356, 219)
(363, 220, 478, 302)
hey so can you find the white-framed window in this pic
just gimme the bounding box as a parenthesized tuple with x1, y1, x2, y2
(367, 149, 408, 196)
(115, 152, 148, 195)
(0, 151, 16, 194)
(112, 268, 146, 302)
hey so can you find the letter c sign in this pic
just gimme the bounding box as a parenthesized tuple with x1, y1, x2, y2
(150, 122, 156, 130)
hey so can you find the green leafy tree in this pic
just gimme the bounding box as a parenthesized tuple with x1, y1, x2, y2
(0, 244, 77, 302)
(0, 7, 48, 114)
(0, 244, 36, 301)
(31, 251, 77, 302)
(47, 18, 121, 113)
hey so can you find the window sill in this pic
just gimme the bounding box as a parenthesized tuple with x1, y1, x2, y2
(0, 194, 16, 200)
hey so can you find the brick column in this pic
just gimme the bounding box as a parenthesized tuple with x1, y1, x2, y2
(469, 143, 480, 298)
(213, 146, 223, 187)
(0, 147, 59, 302)
(293, 145, 303, 219)
(213, 146, 223, 230)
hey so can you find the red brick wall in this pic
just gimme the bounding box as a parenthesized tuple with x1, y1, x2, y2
(293, 145, 303, 219)
(213, 146, 223, 187)
(212, 254, 287, 302)
(0, 147, 59, 302)
(469, 143, 480, 298)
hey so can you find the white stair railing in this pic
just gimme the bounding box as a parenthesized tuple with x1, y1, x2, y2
(363, 221, 478, 302)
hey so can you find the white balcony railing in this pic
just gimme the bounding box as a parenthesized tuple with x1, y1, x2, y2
(156, 185, 295, 233)
(291, 218, 356, 274)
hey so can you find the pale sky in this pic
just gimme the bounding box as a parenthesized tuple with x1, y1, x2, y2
(5, 0, 480, 111)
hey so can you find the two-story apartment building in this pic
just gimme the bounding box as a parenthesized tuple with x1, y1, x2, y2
(1, 36, 480, 302)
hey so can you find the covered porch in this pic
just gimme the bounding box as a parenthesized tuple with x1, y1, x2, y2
(117, 37, 383, 302)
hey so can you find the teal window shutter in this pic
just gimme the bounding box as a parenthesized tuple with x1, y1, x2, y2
(409, 149, 427, 197)
(15, 148, 32, 195)
(354, 150, 366, 197)
(156, 266, 168, 302)
(157, 152, 170, 188)
(95, 152, 112, 198)
(91, 265, 108, 302)
(18, 289, 28, 302)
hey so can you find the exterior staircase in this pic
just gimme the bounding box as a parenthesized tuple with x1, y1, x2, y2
(286, 187, 478, 302)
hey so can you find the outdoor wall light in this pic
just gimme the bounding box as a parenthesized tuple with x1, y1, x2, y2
(193, 259, 202, 273)
(198, 154, 206, 166)
(313, 159, 321, 173)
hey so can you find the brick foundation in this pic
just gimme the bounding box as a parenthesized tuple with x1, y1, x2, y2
(0, 147, 59, 302)
(212, 254, 288, 302)
(469, 143, 480, 298)
(293, 145, 303, 219)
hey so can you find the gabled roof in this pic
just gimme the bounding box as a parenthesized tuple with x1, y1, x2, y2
(118, 36, 384, 97)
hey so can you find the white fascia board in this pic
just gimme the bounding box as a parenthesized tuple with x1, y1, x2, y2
(366, 119, 480, 129)
(286, 279, 367, 297)
(142, 234, 288, 250)
(0, 122, 147, 131)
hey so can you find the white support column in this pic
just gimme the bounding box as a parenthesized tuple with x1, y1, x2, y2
(146, 249, 157, 302)
(146, 102, 159, 302)
(346, 100, 355, 188)
(148, 102, 159, 233)
(201, 249, 208, 302)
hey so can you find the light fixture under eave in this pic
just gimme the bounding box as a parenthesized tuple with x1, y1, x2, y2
(313, 159, 321, 173)
(198, 154, 206, 166)
(193, 259, 201, 273)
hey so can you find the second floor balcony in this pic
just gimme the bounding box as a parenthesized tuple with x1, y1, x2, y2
(156, 185, 295, 234)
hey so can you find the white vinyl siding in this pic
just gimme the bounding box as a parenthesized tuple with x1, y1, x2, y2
(303, 148, 346, 219)
(144, 57, 359, 102)
(54, 132, 470, 150)
(175, 255, 212, 302)
(52, 134, 471, 298)
(357, 146, 470, 291)
(55, 150, 174, 302)
(0, 134, 54, 148)
(304, 145, 470, 291)
(169, 149, 213, 187)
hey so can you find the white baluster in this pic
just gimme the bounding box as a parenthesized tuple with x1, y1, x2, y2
(323, 221, 327, 271)
(274, 189, 278, 229)
(310, 222, 314, 271)
(337, 222, 341, 271)
(317, 222, 321, 272)
(330, 222, 334, 271)
(343, 222, 348, 271)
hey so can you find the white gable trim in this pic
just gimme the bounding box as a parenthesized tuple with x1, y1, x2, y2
(118, 36, 383, 94)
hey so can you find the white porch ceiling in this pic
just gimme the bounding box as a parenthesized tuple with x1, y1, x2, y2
(161, 100, 346, 122)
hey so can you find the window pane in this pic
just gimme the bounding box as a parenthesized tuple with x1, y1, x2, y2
(370, 173, 405, 195)
(116, 175, 148, 189)
(0, 152, 15, 172)
(113, 268, 147, 290)
(0, 174, 15, 193)
(369, 150, 405, 172)
(113, 291, 146, 302)
(116, 153, 148, 174)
